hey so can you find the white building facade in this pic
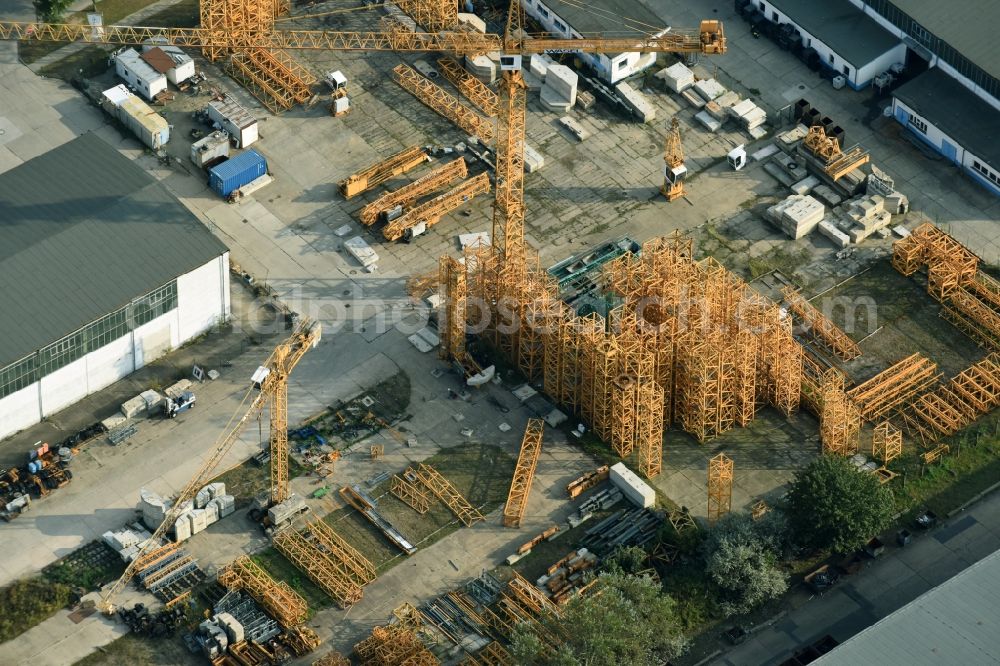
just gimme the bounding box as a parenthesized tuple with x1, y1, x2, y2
(519, 0, 665, 84)
(755, 0, 905, 89)
(894, 96, 1000, 194)
(0, 254, 230, 439)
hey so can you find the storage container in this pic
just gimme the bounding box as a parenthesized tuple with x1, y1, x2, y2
(209, 150, 267, 198)
(207, 96, 258, 147)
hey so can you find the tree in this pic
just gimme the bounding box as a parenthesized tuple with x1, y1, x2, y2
(703, 513, 787, 615)
(785, 455, 894, 554)
(510, 571, 688, 666)
(603, 545, 648, 575)
(32, 0, 74, 22)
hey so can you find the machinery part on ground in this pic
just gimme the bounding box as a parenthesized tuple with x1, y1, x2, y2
(359, 157, 467, 226)
(382, 172, 490, 241)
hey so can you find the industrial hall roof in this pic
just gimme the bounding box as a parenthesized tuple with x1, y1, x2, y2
(814, 547, 1000, 664)
(537, 0, 668, 38)
(893, 67, 1000, 169)
(766, 0, 901, 67)
(891, 0, 1000, 81)
(0, 132, 228, 368)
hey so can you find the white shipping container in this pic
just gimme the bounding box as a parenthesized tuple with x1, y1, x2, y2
(118, 96, 170, 150)
(208, 97, 258, 148)
(609, 462, 655, 508)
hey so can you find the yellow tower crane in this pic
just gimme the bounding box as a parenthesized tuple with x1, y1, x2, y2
(96, 319, 320, 613)
(661, 117, 687, 202)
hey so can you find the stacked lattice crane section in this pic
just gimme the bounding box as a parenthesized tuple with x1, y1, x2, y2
(446, 233, 806, 478)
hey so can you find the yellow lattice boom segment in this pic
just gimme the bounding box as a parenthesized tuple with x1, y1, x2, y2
(819, 369, 861, 456)
(273, 528, 363, 608)
(845, 353, 939, 421)
(413, 463, 485, 526)
(390, 474, 433, 514)
(339, 145, 429, 199)
(393, 64, 495, 143)
(0, 20, 726, 54)
(872, 421, 902, 465)
(437, 56, 500, 116)
(503, 418, 544, 528)
(781, 286, 862, 361)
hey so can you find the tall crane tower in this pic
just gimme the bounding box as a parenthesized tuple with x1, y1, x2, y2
(252, 319, 323, 504)
(96, 319, 320, 613)
(661, 117, 687, 202)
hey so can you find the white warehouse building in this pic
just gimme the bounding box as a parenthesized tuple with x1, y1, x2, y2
(0, 133, 231, 440)
(754, 0, 906, 89)
(892, 68, 1000, 196)
(519, 0, 669, 84)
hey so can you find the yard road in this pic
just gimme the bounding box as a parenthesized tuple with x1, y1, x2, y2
(711, 487, 1000, 665)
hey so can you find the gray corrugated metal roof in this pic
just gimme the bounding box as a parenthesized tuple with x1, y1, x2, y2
(893, 67, 1000, 168)
(891, 0, 1000, 81)
(536, 0, 668, 37)
(0, 132, 228, 368)
(768, 0, 900, 67)
(815, 548, 1000, 664)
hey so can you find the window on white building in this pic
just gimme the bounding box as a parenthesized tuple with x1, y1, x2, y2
(554, 19, 566, 32)
(843, 65, 851, 77)
(910, 21, 932, 46)
(771, 11, 778, 20)
(908, 115, 928, 134)
(828, 54, 835, 64)
(538, 6, 548, 18)
(0, 355, 37, 399)
(973, 161, 1000, 185)
(133, 281, 178, 327)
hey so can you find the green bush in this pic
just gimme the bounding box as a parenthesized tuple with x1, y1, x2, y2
(0, 577, 72, 641)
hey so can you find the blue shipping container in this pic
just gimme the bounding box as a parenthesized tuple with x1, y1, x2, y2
(209, 149, 267, 197)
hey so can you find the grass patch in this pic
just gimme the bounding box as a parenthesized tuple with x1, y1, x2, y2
(892, 419, 1000, 517)
(42, 541, 125, 591)
(0, 577, 72, 642)
(89, 0, 160, 24)
(250, 549, 331, 614)
(252, 442, 515, 608)
(300, 370, 412, 446)
(73, 633, 203, 666)
(747, 245, 811, 279)
(140, 0, 199, 29)
(38, 45, 112, 82)
(325, 442, 516, 569)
